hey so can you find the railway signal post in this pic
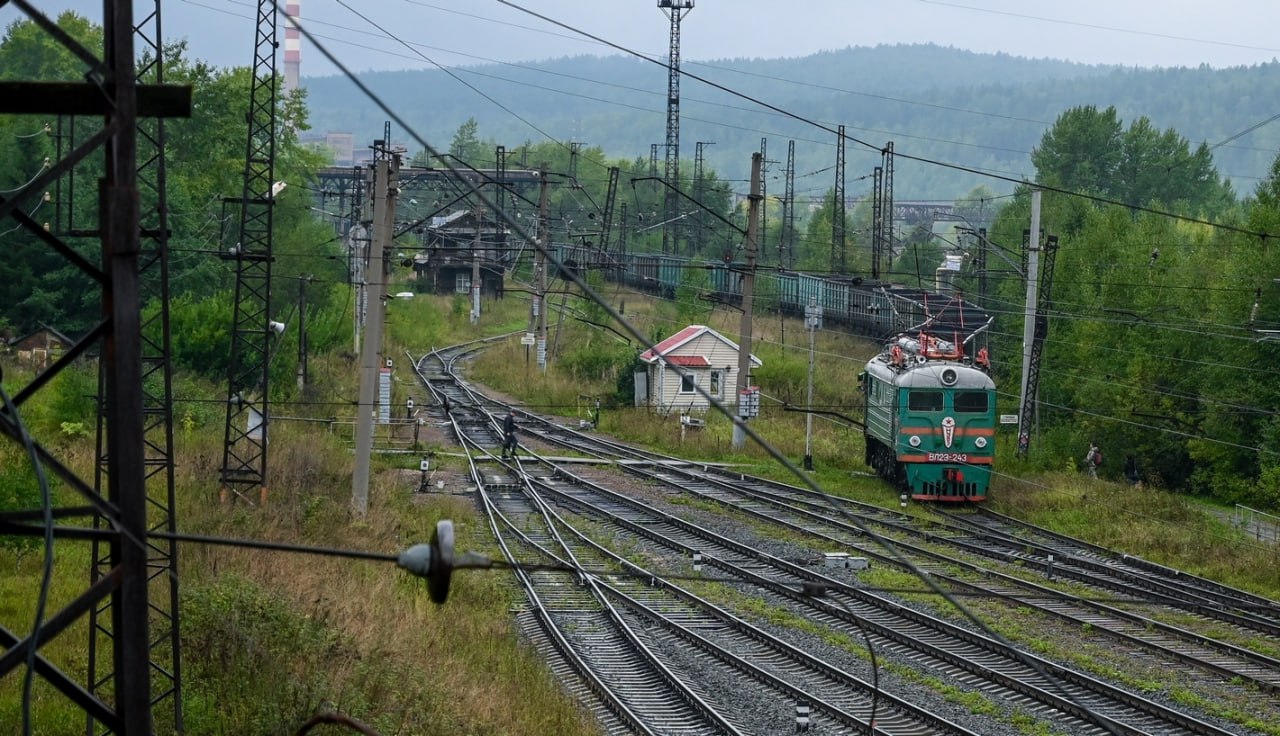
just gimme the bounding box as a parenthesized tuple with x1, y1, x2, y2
(804, 298, 823, 470)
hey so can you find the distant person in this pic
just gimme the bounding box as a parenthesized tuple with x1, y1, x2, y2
(1084, 441, 1101, 479)
(501, 410, 518, 459)
(1124, 455, 1141, 487)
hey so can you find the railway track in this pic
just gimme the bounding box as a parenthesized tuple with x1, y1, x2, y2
(510, 410, 1280, 695)
(412, 342, 1276, 735)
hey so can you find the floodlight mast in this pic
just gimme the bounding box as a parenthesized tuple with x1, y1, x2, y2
(658, 0, 693, 255)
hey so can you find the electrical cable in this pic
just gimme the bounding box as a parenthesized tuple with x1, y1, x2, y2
(1214, 112, 1280, 150)
(0, 160, 50, 194)
(333, 0, 568, 162)
(492, 0, 1280, 244)
(915, 0, 1280, 55)
(1, 370, 55, 736)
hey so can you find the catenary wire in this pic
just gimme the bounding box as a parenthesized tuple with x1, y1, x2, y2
(282, 13, 1135, 733)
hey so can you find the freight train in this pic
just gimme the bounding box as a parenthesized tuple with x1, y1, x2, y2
(552, 244, 990, 340)
(551, 244, 997, 501)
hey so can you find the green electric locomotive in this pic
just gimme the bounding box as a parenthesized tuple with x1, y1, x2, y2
(861, 332, 996, 502)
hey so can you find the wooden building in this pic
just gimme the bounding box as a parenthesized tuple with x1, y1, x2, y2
(635, 325, 761, 413)
(415, 209, 513, 297)
(7, 325, 76, 369)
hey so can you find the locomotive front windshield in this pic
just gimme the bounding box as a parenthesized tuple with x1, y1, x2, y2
(954, 391, 989, 413)
(907, 390, 944, 411)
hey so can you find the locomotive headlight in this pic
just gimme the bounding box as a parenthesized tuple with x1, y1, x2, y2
(941, 368, 958, 386)
(975, 437, 988, 449)
(908, 435, 921, 447)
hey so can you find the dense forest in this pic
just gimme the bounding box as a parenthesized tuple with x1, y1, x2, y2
(5, 14, 1280, 510)
(302, 44, 1280, 202)
(0, 12, 351, 393)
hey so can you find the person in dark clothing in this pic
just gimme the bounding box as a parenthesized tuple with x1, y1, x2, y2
(501, 410, 518, 458)
(1124, 455, 1141, 487)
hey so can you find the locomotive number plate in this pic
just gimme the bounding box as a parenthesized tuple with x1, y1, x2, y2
(927, 452, 968, 463)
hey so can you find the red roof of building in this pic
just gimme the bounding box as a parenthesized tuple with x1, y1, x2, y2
(638, 324, 761, 367)
(638, 325, 705, 362)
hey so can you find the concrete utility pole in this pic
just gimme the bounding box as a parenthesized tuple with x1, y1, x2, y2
(732, 153, 762, 450)
(471, 208, 482, 325)
(537, 164, 550, 371)
(1017, 189, 1042, 455)
(352, 152, 397, 516)
(804, 297, 823, 470)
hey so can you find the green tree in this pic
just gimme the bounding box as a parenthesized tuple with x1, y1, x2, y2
(1033, 105, 1233, 216)
(1031, 105, 1123, 196)
(449, 117, 485, 163)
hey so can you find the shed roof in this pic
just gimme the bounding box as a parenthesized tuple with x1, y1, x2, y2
(639, 324, 761, 366)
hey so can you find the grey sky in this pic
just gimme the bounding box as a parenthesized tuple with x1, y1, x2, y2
(5, 0, 1279, 75)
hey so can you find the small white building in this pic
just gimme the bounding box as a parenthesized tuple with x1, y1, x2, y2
(635, 325, 762, 413)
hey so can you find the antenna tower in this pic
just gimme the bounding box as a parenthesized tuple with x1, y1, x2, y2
(220, 0, 280, 506)
(658, 0, 693, 254)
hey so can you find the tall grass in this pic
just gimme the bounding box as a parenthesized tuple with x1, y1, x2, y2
(0, 286, 602, 735)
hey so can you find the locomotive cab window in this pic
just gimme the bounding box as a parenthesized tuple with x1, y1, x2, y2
(908, 390, 943, 411)
(954, 391, 990, 413)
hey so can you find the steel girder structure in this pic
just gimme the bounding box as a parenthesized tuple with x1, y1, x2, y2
(220, 0, 279, 506)
(88, 0, 183, 731)
(0, 2, 192, 733)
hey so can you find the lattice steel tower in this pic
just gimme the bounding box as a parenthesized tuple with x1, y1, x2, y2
(87, 1, 184, 730)
(0, 3, 192, 732)
(220, 0, 280, 505)
(658, 0, 693, 254)
(832, 125, 846, 274)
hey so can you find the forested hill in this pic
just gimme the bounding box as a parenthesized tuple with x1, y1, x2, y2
(302, 43, 1280, 201)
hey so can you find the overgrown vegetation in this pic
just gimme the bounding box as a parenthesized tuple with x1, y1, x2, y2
(1, 290, 601, 735)
(7, 11, 1280, 734)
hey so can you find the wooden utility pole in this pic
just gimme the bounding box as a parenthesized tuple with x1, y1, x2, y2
(352, 151, 397, 516)
(732, 153, 762, 450)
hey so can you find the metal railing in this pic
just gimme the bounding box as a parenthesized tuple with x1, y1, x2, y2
(1234, 504, 1280, 544)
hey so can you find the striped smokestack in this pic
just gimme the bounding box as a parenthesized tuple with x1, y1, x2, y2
(284, 0, 301, 93)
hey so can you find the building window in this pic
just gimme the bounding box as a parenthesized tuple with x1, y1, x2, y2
(455, 274, 470, 294)
(709, 370, 723, 397)
(680, 372, 696, 394)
